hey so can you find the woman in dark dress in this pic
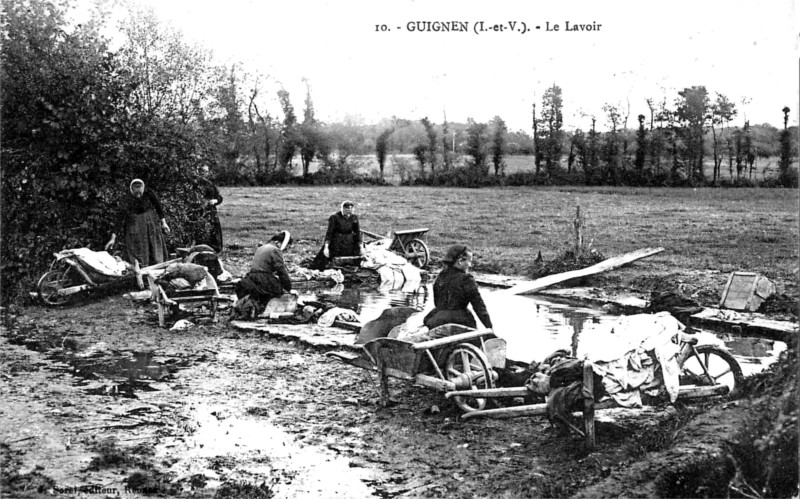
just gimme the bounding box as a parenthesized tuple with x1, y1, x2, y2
(423, 244, 493, 330)
(324, 200, 363, 259)
(235, 231, 294, 303)
(310, 200, 364, 269)
(105, 179, 171, 266)
(199, 165, 224, 253)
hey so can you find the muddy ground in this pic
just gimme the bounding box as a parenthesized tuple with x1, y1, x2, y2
(1, 261, 797, 498)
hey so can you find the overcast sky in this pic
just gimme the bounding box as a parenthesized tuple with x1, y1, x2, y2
(92, 0, 799, 131)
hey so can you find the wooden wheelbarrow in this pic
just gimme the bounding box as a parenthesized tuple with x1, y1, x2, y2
(328, 308, 507, 413)
(144, 268, 233, 327)
(445, 357, 736, 450)
(361, 228, 431, 268)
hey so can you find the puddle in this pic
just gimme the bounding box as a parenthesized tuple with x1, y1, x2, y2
(157, 402, 381, 498)
(4, 319, 195, 396)
(304, 283, 787, 375)
(69, 352, 173, 381)
(6, 323, 78, 352)
(711, 336, 787, 377)
(65, 352, 188, 397)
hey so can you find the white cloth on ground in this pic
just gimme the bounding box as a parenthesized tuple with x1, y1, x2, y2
(291, 267, 345, 284)
(581, 312, 685, 407)
(62, 248, 130, 277)
(317, 307, 361, 327)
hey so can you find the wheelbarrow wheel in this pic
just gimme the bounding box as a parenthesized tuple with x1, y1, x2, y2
(37, 270, 72, 306)
(680, 345, 744, 397)
(445, 343, 494, 412)
(405, 238, 429, 268)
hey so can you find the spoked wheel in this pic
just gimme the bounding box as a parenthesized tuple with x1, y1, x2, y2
(680, 345, 744, 397)
(445, 343, 495, 412)
(405, 238, 430, 268)
(37, 270, 72, 306)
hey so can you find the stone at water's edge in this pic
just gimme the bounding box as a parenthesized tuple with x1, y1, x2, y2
(262, 293, 298, 315)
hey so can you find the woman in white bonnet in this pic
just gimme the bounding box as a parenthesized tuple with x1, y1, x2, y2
(234, 230, 295, 307)
(325, 200, 364, 257)
(105, 179, 171, 266)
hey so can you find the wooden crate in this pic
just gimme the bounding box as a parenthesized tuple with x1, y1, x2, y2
(719, 272, 776, 311)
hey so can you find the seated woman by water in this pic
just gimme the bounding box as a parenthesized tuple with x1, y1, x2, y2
(310, 200, 364, 270)
(423, 244, 493, 330)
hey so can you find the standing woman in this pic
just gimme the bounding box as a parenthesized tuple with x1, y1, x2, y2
(323, 200, 364, 260)
(199, 165, 224, 253)
(105, 179, 171, 266)
(423, 244, 493, 330)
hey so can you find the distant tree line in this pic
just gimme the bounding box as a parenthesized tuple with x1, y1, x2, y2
(1, 0, 797, 302)
(396, 85, 797, 189)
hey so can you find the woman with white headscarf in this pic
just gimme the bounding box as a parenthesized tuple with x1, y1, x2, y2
(235, 231, 295, 305)
(105, 179, 171, 266)
(310, 200, 364, 270)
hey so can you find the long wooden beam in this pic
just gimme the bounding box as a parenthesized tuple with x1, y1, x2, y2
(503, 247, 665, 295)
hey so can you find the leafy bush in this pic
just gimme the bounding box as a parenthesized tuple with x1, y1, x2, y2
(0, 1, 209, 304)
(718, 177, 757, 188)
(414, 165, 504, 188)
(506, 171, 552, 186)
(306, 160, 389, 186)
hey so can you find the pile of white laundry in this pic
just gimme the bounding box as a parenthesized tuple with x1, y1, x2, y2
(361, 239, 422, 291)
(60, 248, 131, 277)
(581, 312, 702, 407)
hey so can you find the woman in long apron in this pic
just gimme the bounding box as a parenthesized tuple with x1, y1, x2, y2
(105, 179, 171, 266)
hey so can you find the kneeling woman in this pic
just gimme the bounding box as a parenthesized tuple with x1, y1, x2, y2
(423, 244, 493, 330)
(235, 231, 295, 305)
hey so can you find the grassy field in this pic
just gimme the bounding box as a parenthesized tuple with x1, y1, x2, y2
(218, 185, 799, 301)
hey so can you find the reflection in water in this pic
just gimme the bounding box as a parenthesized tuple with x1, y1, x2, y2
(307, 282, 786, 374)
(300, 284, 429, 323)
(718, 337, 787, 376)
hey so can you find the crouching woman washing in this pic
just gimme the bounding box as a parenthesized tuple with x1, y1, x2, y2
(235, 231, 295, 309)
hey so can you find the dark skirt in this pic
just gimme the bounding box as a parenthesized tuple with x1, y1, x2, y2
(123, 210, 168, 267)
(423, 308, 477, 330)
(309, 234, 361, 271)
(199, 208, 223, 253)
(235, 271, 283, 302)
(330, 233, 359, 258)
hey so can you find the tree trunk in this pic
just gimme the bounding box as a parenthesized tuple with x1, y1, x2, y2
(711, 124, 719, 185)
(532, 103, 540, 174)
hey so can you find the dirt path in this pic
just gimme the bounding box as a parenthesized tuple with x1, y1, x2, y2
(1, 288, 794, 498)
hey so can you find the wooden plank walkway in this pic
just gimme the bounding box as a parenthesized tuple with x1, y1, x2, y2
(502, 247, 665, 295)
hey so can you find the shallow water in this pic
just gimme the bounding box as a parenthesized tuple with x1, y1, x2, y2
(157, 401, 378, 498)
(303, 283, 786, 374)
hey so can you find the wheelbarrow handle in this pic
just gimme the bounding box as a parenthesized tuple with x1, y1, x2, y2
(361, 229, 384, 240)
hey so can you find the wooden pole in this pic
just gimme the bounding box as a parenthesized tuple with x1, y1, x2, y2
(461, 403, 548, 420)
(583, 363, 596, 450)
(361, 229, 385, 240)
(573, 204, 584, 259)
(377, 349, 390, 407)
